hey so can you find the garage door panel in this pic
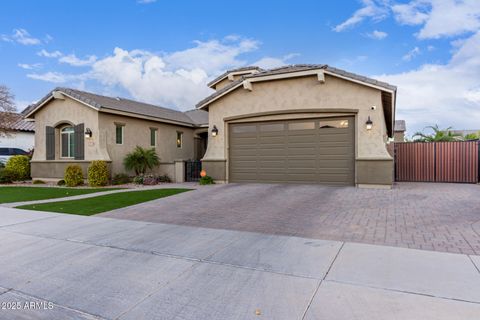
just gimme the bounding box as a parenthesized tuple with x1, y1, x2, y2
(229, 116, 354, 185)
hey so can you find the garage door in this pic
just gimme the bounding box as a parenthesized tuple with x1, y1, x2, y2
(229, 116, 355, 185)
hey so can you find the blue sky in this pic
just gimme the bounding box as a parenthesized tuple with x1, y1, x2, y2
(1, 0, 479, 135)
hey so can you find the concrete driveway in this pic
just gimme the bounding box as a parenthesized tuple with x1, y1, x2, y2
(1, 207, 480, 320)
(102, 182, 480, 255)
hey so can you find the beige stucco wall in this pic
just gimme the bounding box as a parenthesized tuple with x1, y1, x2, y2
(98, 112, 195, 176)
(30, 96, 196, 180)
(31, 97, 105, 162)
(202, 74, 393, 184)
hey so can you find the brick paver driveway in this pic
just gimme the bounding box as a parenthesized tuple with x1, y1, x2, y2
(101, 183, 480, 255)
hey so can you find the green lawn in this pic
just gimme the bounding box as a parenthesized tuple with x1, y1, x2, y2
(0, 187, 122, 204)
(17, 188, 191, 215)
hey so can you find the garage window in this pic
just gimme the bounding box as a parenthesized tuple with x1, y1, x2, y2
(260, 123, 284, 132)
(232, 125, 256, 133)
(319, 119, 349, 129)
(288, 122, 315, 130)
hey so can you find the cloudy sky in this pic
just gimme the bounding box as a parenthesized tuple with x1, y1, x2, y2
(1, 0, 479, 136)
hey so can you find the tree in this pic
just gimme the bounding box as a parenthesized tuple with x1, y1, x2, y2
(412, 125, 463, 142)
(0, 85, 17, 136)
(464, 132, 479, 140)
(123, 146, 160, 175)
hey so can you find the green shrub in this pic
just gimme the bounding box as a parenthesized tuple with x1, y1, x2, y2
(88, 161, 109, 187)
(0, 162, 5, 168)
(143, 174, 158, 185)
(199, 175, 215, 185)
(5, 155, 30, 181)
(57, 179, 66, 186)
(123, 146, 160, 175)
(0, 168, 14, 184)
(158, 174, 171, 183)
(32, 179, 46, 184)
(112, 173, 131, 185)
(133, 175, 144, 185)
(64, 165, 84, 187)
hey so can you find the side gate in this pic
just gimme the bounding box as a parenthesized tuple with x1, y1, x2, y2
(185, 160, 202, 182)
(394, 141, 479, 183)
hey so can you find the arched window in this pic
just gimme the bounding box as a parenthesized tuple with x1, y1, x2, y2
(61, 126, 75, 158)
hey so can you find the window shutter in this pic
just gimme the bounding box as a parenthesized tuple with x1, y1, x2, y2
(74, 123, 85, 160)
(46, 126, 55, 160)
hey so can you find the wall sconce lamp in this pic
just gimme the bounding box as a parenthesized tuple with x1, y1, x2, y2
(211, 125, 219, 137)
(365, 117, 373, 130)
(85, 128, 93, 138)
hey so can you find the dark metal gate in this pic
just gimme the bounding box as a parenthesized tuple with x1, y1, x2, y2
(394, 141, 479, 183)
(185, 160, 202, 182)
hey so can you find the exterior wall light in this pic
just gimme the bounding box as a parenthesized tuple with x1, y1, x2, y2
(211, 125, 219, 137)
(85, 128, 93, 138)
(366, 116, 373, 130)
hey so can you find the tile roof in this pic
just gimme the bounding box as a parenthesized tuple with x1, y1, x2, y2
(207, 66, 263, 87)
(24, 87, 202, 127)
(184, 109, 208, 126)
(197, 64, 397, 108)
(394, 120, 406, 132)
(0, 112, 35, 132)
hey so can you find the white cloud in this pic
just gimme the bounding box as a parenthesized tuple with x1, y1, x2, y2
(18, 63, 42, 70)
(27, 37, 269, 110)
(376, 31, 480, 133)
(37, 49, 63, 58)
(392, 0, 480, 39)
(392, 1, 430, 25)
(27, 71, 89, 83)
(402, 47, 421, 61)
(253, 53, 299, 69)
(59, 54, 97, 66)
(334, 0, 389, 32)
(366, 30, 388, 39)
(1, 28, 41, 45)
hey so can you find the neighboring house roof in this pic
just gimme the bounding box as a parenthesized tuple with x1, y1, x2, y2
(197, 64, 397, 109)
(207, 66, 263, 88)
(184, 109, 209, 126)
(0, 112, 35, 132)
(452, 129, 480, 136)
(394, 120, 406, 132)
(23, 87, 203, 127)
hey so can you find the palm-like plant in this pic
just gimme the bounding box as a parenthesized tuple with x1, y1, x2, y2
(412, 125, 463, 142)
(123, 146, 160, 175)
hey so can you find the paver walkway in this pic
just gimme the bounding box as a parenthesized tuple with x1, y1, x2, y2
(102, 182, 480, 255)
(0, 207, 480, 319)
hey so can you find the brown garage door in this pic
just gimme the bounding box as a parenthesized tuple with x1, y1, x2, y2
(229, 116, 355, 185)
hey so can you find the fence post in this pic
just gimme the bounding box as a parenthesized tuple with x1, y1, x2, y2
(174, 160, 185, 183)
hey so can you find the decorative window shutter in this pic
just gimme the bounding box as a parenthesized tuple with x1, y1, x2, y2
(46, 126, 55, 160)
(74, 123, 85, 160)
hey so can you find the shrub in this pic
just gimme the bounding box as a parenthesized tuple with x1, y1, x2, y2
(0, 162, 4, 168)
(0, 168, 14, 184)
(123, 146, 160, 175)
(5, 155, 30, 181)
(32, 179, 46, 184)
(64, 165, 84, 187)
(88, 161, 109, 187)
(142, 174, 158, 185)
(158, 174, 171, 183)
(112, 173, 131, 185)
(133, 175, 144, 185)
(199, 175, 215, 185)
(57, 179, 66, 186)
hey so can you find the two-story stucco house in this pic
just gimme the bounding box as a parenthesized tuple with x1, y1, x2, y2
(23, 64, 397, 187)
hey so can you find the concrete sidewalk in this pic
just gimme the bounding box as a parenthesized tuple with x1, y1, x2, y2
(0, 207, 479, 320)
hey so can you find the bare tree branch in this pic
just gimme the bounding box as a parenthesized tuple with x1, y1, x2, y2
(0, 85, 18, 136)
